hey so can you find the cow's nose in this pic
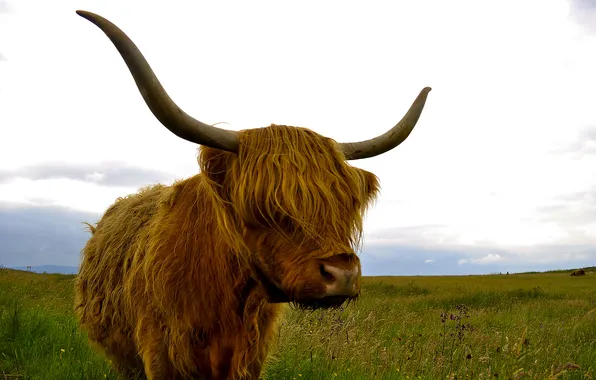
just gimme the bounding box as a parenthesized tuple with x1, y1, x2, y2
(320, 263, 360, 297)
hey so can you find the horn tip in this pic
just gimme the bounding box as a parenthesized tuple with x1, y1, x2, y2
(76, 10, 96, 21)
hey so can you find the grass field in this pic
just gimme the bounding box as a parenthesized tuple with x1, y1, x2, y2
(1, 266, 595, 379)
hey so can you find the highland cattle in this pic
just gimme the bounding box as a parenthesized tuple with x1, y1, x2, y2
(74, 10, 432, 379)
(570, 269, 586, 276)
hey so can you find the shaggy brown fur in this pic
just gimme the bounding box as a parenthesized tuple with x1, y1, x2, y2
(75, 125, 380, 379)
(570, 269, 586, 276)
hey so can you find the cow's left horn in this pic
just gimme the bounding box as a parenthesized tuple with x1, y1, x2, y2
(339, 87, 432, 160)
(76, 10, 240, 153)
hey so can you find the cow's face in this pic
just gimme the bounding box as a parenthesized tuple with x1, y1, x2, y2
(217, 125, 379, 309)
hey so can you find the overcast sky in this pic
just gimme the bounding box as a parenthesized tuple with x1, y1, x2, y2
(1, 0, 595, 274)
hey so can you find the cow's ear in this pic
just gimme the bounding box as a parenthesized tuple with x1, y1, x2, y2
(198, 146, 235, 186)
(359, 169, 380, 202)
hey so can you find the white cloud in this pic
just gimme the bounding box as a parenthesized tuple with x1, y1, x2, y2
(1, 0, 596, 271)
(0, 0, 11, 13)
(458, 259, 469, 265)
(424, 259, 435, 264)
(470, 254, 504, 264)
(568, 0, 596, 34)
(0, 178, 133, 214)
(84, 172, 104, 183)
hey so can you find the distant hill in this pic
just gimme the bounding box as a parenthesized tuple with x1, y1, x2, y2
(8, 265, 78, 275)
(519, 266, 596, 274)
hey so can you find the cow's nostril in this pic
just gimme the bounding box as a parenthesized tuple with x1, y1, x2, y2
(321, 263, 360, 297)
(320, 264, 334, 281)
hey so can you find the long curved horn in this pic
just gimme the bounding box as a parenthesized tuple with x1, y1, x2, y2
(76, 10, 240, 152)
(339, 87, 432, 160)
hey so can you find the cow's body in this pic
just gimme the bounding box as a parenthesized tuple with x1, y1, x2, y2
(75, 130, 379, 379)
(73, 10, 432, 380)
(76, 173, 281, 379)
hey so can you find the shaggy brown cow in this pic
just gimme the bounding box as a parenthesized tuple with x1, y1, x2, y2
(570, 269, 586, 276)
(74, 10, 432, 380)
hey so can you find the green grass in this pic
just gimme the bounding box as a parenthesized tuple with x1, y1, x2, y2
(0, 268, 117, 380)
(1, 267, 595, 379)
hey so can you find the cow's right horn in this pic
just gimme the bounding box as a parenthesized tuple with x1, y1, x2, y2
(339, 87, 432, 160)
(76, 10, 240, 153)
